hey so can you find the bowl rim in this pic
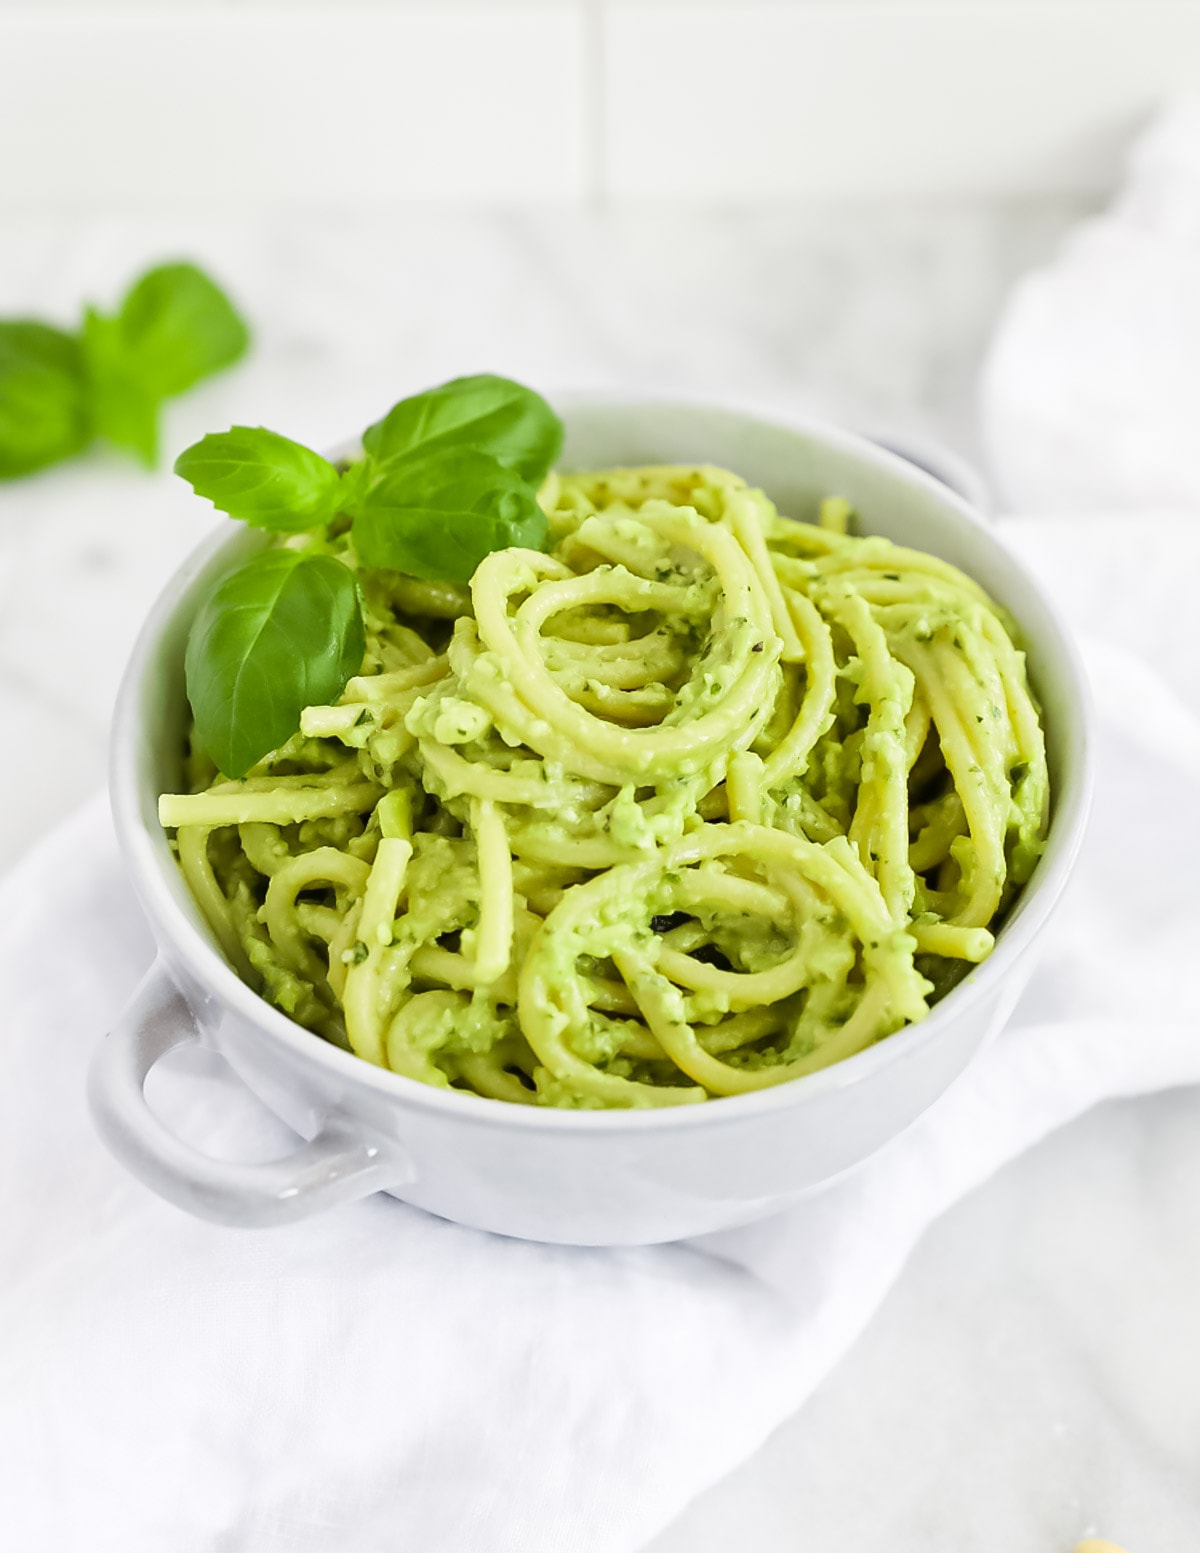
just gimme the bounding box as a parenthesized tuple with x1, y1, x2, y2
(110, 397, 1094, 1137)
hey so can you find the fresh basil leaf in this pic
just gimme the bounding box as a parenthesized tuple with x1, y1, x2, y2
(175, 427, 344, 531)
(185, 549, 365, 778)
(115, 261, 249, 398)
(81, 308, 160, 466)
(0, 322, 90, 478)
(361, 374, 562, 484)
(352, 447, 549, 583)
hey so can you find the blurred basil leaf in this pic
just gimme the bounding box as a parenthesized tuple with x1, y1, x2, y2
(185, 550, 365, 778)
(175, 426, 344, 531)
(81, 308, 161, 466)
(362, 374, 562, 485)
(0, 322, 90, 478)
(114, 262, 249, 398)
(82, 261, 249, 467)
(0, 260, 249, 478)
(352, 447, 549, 583)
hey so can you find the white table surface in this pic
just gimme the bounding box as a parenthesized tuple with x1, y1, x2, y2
(3, 205, 1196, 1553)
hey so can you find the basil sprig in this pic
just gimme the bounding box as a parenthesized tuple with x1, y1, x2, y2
(175, 374, 561, 776)
(0, 261, 248, 479)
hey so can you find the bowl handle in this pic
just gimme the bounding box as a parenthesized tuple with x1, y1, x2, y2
(88, 960, 412, 1227)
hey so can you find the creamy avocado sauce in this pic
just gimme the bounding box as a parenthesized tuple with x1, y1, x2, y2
(161, 464, 1049, 1107)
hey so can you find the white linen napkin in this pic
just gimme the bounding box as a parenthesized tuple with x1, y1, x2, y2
(3, 517, 1199, 1552)
(982, 99, 1200, 512)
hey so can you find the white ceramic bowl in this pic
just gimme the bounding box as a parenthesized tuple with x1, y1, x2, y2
(89, 400, 1093, 1245)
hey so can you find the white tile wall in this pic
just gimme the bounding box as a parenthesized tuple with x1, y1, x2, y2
(0, 10, 588, 204)
(605, 2, 1200, 199)
(0, 3, 1198, 204)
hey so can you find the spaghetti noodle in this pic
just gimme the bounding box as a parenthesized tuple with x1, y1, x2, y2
(159, 464, 1049, 1108)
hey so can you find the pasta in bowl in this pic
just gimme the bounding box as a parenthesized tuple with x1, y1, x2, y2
(158, 465, 1047, 1110)
(94, 396, 1089, 1242)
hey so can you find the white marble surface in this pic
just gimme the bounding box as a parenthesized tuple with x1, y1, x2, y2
(647, 1088, 1200, 1553)
(3, 204, 1197, 1553)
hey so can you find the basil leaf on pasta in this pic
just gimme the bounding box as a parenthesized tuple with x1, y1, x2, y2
(0, 322, 90, 479)
(175, 427, 346, 531)
(185, 550, 365, 777)
(361, 375, 563, 485)
(352, 446, 549, 583)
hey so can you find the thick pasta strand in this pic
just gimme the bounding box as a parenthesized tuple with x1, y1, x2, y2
(469, 798, 514, 986)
